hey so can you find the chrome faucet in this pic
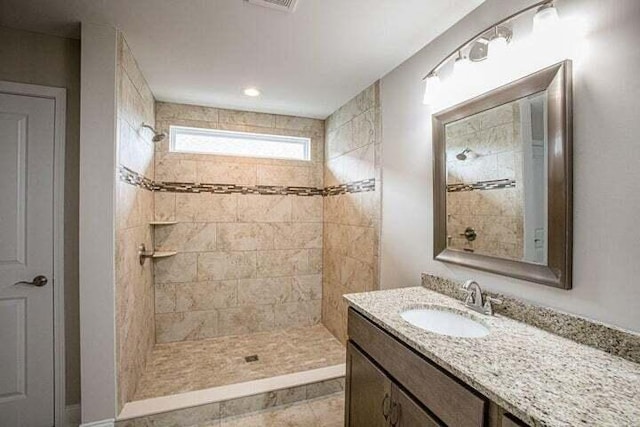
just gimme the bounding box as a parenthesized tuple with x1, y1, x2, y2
(460, 280, 501, 316)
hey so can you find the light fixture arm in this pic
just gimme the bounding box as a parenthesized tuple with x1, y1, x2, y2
(422, 0, 552, 80)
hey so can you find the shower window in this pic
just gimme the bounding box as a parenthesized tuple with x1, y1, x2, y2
(169, 126, 311, 161)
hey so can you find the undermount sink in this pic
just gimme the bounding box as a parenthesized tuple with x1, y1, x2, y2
(400, 307, 489, 338)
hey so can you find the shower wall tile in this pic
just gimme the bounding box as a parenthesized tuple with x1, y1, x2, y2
(197, 161, 258, 186)
(154, 222, 217, 252)
(322, 82, 381, 344)
(218, 305, 276, 336)
(216, 223, 275, 251)
(115, 33, 157, 409)
(156, 311, 219, 342)
(274, 300, 322, 329)
(219, 109, 276, 128)
(291, 196, 323, 222)
(197, 251, 257, 281)
(237, 195, 292, 222)
(155, 253, 198, 284)
(153, 102, 325, 342)
(175, 193, 238, 222)
(256, 164, 311, 187)
(154, 193, 176, 221)
(175, 281, 238, 312)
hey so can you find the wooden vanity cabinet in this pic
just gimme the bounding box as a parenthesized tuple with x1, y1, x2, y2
(345, 308, 528, 427)
(346, 342, 440, 427)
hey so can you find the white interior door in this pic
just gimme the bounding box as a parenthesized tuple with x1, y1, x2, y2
(0, 91, 56, 427)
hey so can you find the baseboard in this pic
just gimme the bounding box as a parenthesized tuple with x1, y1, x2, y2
(79, 419, 115, 427)
(65, 404, 81, 427)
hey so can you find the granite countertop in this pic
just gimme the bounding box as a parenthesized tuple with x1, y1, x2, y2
(344, 287, 640, 427)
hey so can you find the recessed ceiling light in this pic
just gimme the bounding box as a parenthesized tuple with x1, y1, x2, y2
(244, 87, 261, 97)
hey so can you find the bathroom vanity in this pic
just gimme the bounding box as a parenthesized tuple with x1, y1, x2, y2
(344, 286, 640, 427)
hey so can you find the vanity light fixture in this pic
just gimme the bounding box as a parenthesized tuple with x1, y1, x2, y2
(487, 26, 510, 60)
(422, 1, 564, 106)
(243, 87, 261, 97)
(533, 3, 560, 34)
(423, 72, 441, 105)
(453, 51, 473, 79)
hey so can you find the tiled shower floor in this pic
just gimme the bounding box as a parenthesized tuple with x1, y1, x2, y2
(134, 324, 346, 400)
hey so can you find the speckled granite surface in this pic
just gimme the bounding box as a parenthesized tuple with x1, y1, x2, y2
(344, 287, 640, 427)
(422, 273, 640, 364)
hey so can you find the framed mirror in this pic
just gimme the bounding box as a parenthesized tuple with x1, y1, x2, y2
(432, 61, 573, 289)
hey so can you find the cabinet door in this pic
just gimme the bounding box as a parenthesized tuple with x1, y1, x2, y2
(346, 342, 392, 427)
(391, 384, 442, 427)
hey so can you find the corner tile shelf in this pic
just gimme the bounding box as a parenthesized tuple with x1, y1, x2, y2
(149, 221, 177, 226)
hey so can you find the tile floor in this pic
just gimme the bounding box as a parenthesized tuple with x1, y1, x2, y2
(134, 324, 346, 400)
(212, 393, 345, 427)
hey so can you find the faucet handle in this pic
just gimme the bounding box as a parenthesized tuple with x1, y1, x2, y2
(483, 296, 502, 315)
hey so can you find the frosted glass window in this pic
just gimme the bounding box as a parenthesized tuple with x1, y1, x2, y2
(170, 126, 310, 161)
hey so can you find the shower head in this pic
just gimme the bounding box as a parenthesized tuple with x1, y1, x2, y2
(142, 123, 167, 142)
(456, 148, 471, 161)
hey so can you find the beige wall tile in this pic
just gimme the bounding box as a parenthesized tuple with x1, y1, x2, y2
(237, 277, 293, 305)
(197, 161, 257, 185)
(219, 109, 275, 128)
(155, 284, 176, 313)
(175, 281, 238, 312)
(256, 249, 312, 278)
(291, 275, 322, 301)
(218, 305, 275, 336)
(155, 223, 216, 252)
(237, 195, 291, 222)
(274, 300, 321, 329)
(197, 251, 257, 281)
(216, 223, 274, 251)
(156, 311, 218, 343)
(256, 165, 311, 187)
(274, 115, 324, 134)
(156, 101, 219, 122)
(155, 154, 197, 182)
(118, 118, 154, 177)
(154, 192, 176, 221)
(273, 223, 322, 249)
(176, 193, 237, 222)
(155, 253, 198, 284)
(291, 196, 322, 222)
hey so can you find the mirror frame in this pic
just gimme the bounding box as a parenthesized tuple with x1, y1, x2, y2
(432, 60, 573, 289)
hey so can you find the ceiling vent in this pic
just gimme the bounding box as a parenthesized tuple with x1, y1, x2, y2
(246, 0, 298, 13)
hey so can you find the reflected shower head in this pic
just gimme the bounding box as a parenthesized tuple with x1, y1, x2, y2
(142, 123, 167, 142)
(456, 148, 471, 161)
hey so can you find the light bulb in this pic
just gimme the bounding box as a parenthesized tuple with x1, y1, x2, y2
(423, 73, 441, 106)
(488, 35, 509, 61)
(453, 55, 473, 79)
(533, 3, 560, 34)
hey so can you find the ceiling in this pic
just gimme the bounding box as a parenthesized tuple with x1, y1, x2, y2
(0, 0, 483, 118)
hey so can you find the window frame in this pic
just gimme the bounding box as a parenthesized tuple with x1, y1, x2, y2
(169, 125, 312, 161)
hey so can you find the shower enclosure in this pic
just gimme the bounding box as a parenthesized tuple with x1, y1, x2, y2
(115, 34, 381, 422)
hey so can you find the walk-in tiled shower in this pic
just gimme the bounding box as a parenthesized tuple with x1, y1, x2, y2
(114, 32, 381, 424)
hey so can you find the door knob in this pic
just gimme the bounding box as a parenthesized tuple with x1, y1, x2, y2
(14, 275, 48, 287)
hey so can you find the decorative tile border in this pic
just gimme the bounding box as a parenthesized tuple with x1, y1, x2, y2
(119, 165, 375, 197)
(447, 178, 516, 193)
(119, 165, 155, 191)
(422, 273, 640, 364)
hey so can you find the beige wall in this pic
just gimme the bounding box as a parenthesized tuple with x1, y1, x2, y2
(0, 26, 81, 405)
(152, 102, 325, 342)
(446, 101, 524, 259)
(322, 83, 382, 343)
(115, 34, 156, 409)
(380, 0, 640, 332)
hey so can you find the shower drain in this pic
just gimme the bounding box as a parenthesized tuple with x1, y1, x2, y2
(244, 354, 259, 363)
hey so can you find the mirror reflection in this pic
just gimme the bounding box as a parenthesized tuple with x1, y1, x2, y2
(445, 91, 548, 264)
